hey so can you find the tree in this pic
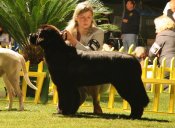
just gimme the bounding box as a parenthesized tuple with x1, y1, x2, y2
(0, 0, 119, 64)
(0, 0, 77, 64)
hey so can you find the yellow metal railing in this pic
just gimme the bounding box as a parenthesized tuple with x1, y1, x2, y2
(20, 61, 46, 103)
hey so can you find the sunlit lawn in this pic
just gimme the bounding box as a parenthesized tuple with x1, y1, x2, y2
(0, 78, 175, 128)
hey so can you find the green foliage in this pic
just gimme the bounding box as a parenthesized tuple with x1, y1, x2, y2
(0, 0, 77, 64)
(0, 0, 77, 47)
(0, 93, 174, 128)
(0, 0, 118, 63)
(88, 0, 112, 15)
(98, 23, 120, 32)
(87, 0, 120, 32)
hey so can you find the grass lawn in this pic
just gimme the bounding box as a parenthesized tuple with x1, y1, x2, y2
(0, 78, 175, 128)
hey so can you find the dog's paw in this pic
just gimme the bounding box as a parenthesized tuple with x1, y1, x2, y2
(129, 107, 143, 120)
(93, 105, 103, 114)
(19, 107, 24, 111)
(57, 108, 62, 114)
(5, 106, 11, 111)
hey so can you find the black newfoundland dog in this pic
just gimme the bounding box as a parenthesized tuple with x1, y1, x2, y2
(29, 24, 149, 119)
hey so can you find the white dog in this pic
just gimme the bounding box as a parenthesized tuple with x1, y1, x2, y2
(0, 48, 37, 111)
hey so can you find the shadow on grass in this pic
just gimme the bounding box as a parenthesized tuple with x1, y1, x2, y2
(0, 108, 18, 111)
(0, 108, 37, 112)
(53, 112, 169, 123)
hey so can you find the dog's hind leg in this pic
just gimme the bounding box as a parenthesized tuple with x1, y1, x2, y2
(6, 73, 24, 111)
(87, 86, 103, 114)
(128, 78, 149, 119)
(112, 78, 149, 119)
(3, 75, 15, 110)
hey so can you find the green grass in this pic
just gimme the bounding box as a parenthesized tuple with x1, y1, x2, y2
(0, 99, 174, 128)
(0, 78, 175, 128)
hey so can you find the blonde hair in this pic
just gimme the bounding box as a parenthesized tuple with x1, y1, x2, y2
(154, 15, 175, 33)
(65, 1, 96, 34)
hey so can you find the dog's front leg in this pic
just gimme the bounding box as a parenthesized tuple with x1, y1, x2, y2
(57, 85, 80, 115)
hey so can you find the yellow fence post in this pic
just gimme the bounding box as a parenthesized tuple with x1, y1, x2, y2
(169, 85, 175, 113)
(123, 44, 135, 110)
(21, 61, 30, 101)
(128, 44, 134, 54)
(169, 57, 175, 113)
(151, 57, 160, 112)
(118, 46, 124, 52)
(108, 84, 116, 108)
(52, 82, 58, 105)
(20, 61, 46, 103)
(34, 61, 46, 103)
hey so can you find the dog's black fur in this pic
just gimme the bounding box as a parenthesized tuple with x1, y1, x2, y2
(29, 24, 149, 119)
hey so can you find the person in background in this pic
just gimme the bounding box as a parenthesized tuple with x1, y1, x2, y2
(0, 26, 11, 48)
(62, 1, 108, 114)
(163, 0, 175, 21)
(65, 1, 104, 51)
(121, 0, 140, 52)
(149, 15, 175, 81)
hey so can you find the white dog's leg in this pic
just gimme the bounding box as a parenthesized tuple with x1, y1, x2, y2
(3, 75, 14, 110)
(9, 73, 24, 111)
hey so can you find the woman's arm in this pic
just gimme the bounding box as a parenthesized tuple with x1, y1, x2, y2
(148, 36, 165, 61)
(91, 28, 104, 50)
(65, 28, 104, 51)
(64, 30, 91, 51)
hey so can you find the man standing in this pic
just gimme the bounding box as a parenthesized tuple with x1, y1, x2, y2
(121, 0, 140, 51)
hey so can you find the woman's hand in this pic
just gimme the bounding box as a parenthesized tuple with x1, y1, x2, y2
(63, 30, 78, 47)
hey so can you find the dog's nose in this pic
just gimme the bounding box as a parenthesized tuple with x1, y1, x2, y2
(29, 33, 38, 45)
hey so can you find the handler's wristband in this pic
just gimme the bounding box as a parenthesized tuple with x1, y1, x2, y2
(150, 42, 161, 55)
(87, 39, 100, 51)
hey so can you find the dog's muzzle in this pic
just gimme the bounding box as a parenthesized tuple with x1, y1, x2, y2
(29, 33, 39, 45)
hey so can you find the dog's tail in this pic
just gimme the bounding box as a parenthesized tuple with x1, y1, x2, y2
(20, 55, 38, 90)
